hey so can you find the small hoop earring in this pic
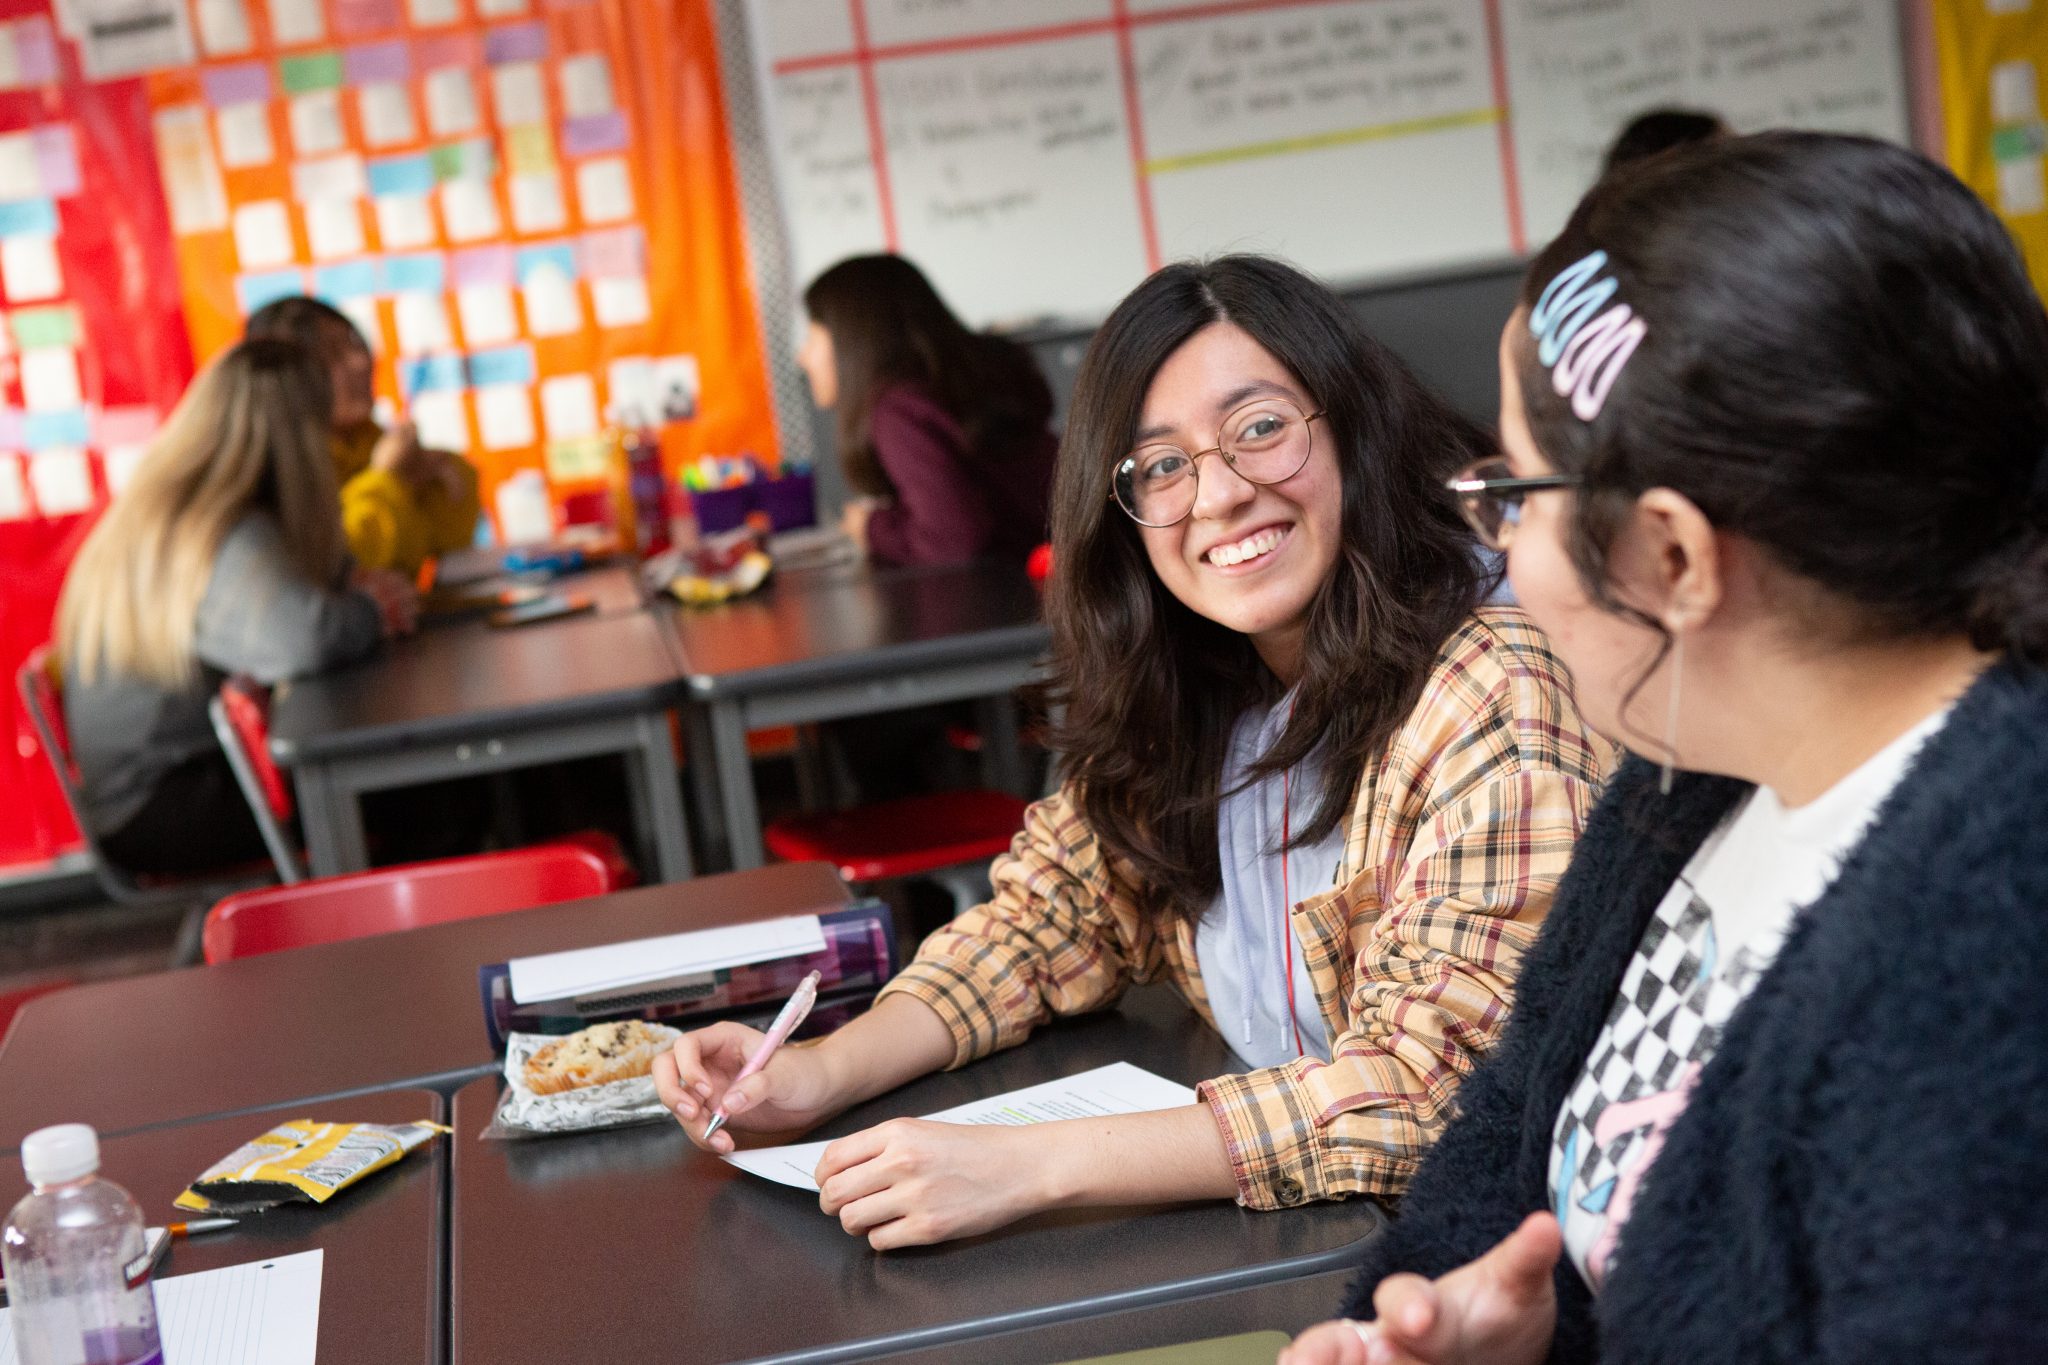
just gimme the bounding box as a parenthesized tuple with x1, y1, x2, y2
(1658, 632, 1685, 796)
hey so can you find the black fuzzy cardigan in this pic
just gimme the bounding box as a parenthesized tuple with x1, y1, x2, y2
(1343, 661, 2048, 1362)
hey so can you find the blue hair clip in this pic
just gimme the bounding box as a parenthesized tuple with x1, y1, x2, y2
(1528, 250, 1647, 422)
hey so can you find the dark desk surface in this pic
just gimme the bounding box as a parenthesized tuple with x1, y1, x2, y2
(0, 863, 849, 1151)
(449, 985, 1383, 1365)
(661, 561, 1048, 698)
(269, 602, 681, 763)
(1, 1089, 446, 1365)
(424, 561, 649, 618)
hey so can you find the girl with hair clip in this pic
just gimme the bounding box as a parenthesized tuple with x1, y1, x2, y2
(56, 339, 416, 875)
(1285, 131, 2048, 1365)
(655, 255, 1609, 1245)
(798, 254, 1057, 566)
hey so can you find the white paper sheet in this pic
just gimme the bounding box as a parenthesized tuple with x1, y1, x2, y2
(475, 381, 535, 450)
(448, 285, 510, 348)
(406, 0, 456, 25)
(475, 0, 525, 15)
(215, 100, 274, 167)
(290, 152, 366, 202)
(373, 191, 436, 249)
(195, 0, 251, 54)
(2000, 155, 2046, 216)
(27, 447, 92, 514)
(304, 196, 364, 260)
(539, 373, 598, 441)
(0, 1249, 322, 1365)
(154, 104, 230, 233)
(74, 0, 195, 79)
(231, 198, 295, 269)
(265, 0, 324, 46)
(724, 1064, 1200, 1192)
(557, 53, 613, 119)
(1, 233, 62, 302)
(1994, 59, 2040, 123)
(591, 274, 649, 328)
(508, 914, 827, 1005)
(357, 80, 417, 147)
(508, 170, 565, 233)
(103, 442, 149, 495)
(439, 177, 499, 242)
(0, 133, 37, 200)
(393, 290, 453, 354)
(411, 388, 469, 451)
(424, 66, 478, 136)
(574, 155, 632, 223)
(491, 60, 546, 125)
(287, 88, 344, 156)
(521, 267, 580, 336)
(0, 457, 26, 520)
(19, 345, 80, 411)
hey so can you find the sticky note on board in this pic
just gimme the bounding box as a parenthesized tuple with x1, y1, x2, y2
(10, 19, 57, 85)
(0, 198, 56, 239)
(508, 171, 565, 232)
(202, 60, 271, 105)
(503, 124, 554, 175)
(430, 137, 495, 181)
(450, 242, 515, 286)
(195, 0, 252, 55)
(393, 290, 454, 353)
(367, 152, 436, 197)
(557, 53, 613, 119)
(466, 341, 535, 387)
(413, 31, 477, 68)
(102, 443, 150, 495)
(24, 410, 91, 452)
(539, 373, 598, 441)
(439, 178, 501, 241)
(544, 434, 608, 482)
(267, 0, 327, 47)
(31, 127, 79, 198)
(411, 388, 468, 450)
(483, 21, 547, 64)
(399, 352, 465, 394)
(358, 82, 418, 146)
(27, 446, 92, 512)
(20, 346, 80, 411)
(476, 0, 526, 16)
(1998, 157, 2046, 216)
(560, 112, 626, 157)
(606, 355, 655, 424)
(8, 303, 79, 348)
(383, 250, 446, 292)
(578, 224, 642, 278)
(574, 156, 632, 223)
(235, 268, 308, 313)
(305, 196, 366, 259)
(523, 271, 581, 336)
(476, 381, 535, 449)
(344, 38, 409, 83)
(232, 199, 295, 269)
(215, 101, 275, 167)
(314, 258, 382, 298)
(289, 89, 346, 156)
(96, 405, 159, 448)
(424, 67, 479, 135)
(0, 232, 60, 301)
(455, 282, 518, 345)
(0, 132, 41, 201)
(291, 153, 367, 201)
(154, 106, 230, 232)
(279, 51, 344, 94)
(591, 275, 648, 328)
(514, 241, 575, 283)
(1994, 60, 2040, 123)
(373, 192, 437, 249)
(491, 61, 546, 125)
(333, 0, 400, 38)
(407, 0, 457, 26)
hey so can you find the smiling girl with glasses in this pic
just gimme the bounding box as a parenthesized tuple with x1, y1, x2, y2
(655, 254, 1609, 1245)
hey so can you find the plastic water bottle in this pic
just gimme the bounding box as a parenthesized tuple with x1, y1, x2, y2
(1, 1124, 163, 1365)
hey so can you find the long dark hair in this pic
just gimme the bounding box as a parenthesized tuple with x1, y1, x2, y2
(1518, 132, 2048, 673)
(803, 255, 1053, 497)
(1046, 255, 1496, 922)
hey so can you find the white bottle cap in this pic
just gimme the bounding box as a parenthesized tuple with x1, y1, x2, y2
(21, 1124, 98, 1186)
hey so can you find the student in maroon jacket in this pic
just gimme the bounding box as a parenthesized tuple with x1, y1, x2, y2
(798, 255, 1058, 566)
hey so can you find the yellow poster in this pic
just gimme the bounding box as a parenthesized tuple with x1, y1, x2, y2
(1934, 0, 2048, 295)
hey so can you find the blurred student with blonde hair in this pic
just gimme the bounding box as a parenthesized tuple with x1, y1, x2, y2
(56, 337, 415, 874)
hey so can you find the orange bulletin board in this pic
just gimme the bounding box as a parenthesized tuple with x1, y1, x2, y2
(143, 0, 780, 524)
(1934, 0, 2048, 299)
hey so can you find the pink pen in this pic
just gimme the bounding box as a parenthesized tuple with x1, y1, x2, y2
(702, 970, 822, 1139)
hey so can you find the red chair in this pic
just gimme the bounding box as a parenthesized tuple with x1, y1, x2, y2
(763, 789, 1027, 903)
(201, 841, 623, 964)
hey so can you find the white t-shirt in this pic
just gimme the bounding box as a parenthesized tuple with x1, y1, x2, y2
(1548, 709, 1950, 1290)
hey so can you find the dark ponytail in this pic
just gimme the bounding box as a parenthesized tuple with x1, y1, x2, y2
(1518, 131, 2048, 665)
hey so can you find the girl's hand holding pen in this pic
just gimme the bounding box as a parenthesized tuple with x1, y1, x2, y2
(652, 1022, 844, 1154)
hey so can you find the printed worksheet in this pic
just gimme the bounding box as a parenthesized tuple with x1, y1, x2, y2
(0, 1249, 321, 1365)
(724, 1063, 1198, 1193)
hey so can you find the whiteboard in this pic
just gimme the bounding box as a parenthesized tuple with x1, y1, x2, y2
(746, 0, 1910, 329)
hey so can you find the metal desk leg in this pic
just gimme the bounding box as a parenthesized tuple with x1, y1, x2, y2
(975, 693, 1026, 797)
(630, 710, 694, 881)
(682, 705, 730, 870)
(707, 699, 765, 869)
(294, 760, 371, 878)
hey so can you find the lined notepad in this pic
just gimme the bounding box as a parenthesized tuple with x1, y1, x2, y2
(0, 1249, 320, 1365)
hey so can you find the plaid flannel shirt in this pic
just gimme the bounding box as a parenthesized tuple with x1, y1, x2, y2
(876, 606, 1610, 1210)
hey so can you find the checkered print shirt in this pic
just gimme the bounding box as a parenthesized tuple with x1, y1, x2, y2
(876, 606, 1612, 1210)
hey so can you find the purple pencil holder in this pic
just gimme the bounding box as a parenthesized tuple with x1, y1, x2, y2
(688, 486, 753, 535)
(755, 471, 817, 531)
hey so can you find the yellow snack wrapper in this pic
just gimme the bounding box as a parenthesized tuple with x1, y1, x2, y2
(174, 1119, 450, 1215)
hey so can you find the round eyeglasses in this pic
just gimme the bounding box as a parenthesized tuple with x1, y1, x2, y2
(1111, 398, 1325, 527)
(1446, 458, 1583, 550)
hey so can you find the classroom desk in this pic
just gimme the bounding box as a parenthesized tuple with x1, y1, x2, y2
(448, 984, 1383, 1364)
(662, 560, 1051, 869)
(426, 559, 651, 618)
(0, 1089, 446, 1365)
(269, 600, 693, 880)
(0, 863, 849, 1152)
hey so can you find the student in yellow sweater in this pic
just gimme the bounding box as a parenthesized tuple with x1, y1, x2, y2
(246, 297, 480, 576)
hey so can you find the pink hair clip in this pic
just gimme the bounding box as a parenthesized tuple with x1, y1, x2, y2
(1529, 249, 1647, 422)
